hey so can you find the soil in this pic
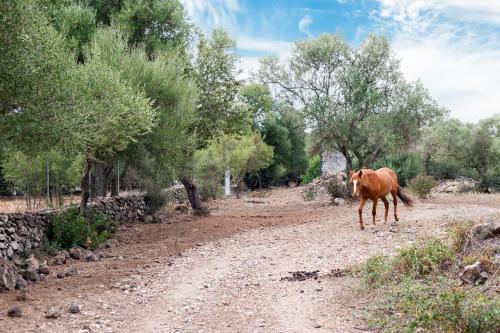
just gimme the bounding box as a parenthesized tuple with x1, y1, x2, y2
(1, 188, 499, 332)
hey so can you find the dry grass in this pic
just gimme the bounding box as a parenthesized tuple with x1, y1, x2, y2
(0, 195, 79, 213)
(425, 192, 500, 207)
(0, 190, 143, 214)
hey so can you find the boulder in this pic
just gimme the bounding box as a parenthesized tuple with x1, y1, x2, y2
(333, 198, 346, 206)
(143, 215, 154, 224)
(0, 258, 18, 291)
(22, 256, 40, 282)
(69, 247, 83, 260)
(459, 261, 486, 284)
(38, 262, 50, 275)
(15, 277, 28, 290)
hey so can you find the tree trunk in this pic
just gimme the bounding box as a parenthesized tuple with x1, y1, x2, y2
(80, 159, 91, 216)
(94, 161, 113, 197)
(180, 176, 208, 216)
(345, 154, 353, 199)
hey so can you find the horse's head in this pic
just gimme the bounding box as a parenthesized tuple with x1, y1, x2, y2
(349, 170, 363, 196)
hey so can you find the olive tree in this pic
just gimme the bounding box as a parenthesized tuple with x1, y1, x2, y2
(258, 34, 445, 186)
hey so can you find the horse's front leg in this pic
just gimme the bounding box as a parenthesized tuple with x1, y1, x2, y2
(381, 197, 389, 224)
(372, 198, 378, 225)
(358, 197, 367, 230)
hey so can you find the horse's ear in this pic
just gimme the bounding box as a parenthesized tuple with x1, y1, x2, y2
(349, 170, 353, 176)
(358, 170, 363, 177)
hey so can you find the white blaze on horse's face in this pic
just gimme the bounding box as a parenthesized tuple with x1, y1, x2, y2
(352, 180, 358, 195)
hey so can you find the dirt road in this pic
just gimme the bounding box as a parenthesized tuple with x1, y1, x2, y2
(1, 188, 499, 332)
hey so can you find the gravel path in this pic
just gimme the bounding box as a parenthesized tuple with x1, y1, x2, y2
(2, 188, 499, 332)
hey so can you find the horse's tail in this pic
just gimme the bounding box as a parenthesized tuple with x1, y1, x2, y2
(397, 185, 415, 207)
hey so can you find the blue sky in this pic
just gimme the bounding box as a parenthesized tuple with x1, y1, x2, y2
(181, 0, 500, 123)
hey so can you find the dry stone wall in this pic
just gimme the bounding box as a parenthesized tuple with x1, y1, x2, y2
(0, 195, 145, 290)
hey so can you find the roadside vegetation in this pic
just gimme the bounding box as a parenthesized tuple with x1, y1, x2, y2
(360, 222, 500, 332)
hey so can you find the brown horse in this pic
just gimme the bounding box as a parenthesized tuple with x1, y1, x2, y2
(350, 167, 414, 230)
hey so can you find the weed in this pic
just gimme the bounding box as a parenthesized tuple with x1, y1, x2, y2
(302, 188, 317, 201)
(393, 238, 453, 278)
(408, 174, 435, 199)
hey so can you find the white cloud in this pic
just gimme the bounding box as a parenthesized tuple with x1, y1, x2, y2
(237, 36, 294, 79)
(374, 0, 500, 122)
(180, 0, 242, 32)
(298, 14, 313, 36)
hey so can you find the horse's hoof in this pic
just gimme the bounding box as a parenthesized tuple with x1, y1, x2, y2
(360, 225, 365, 230)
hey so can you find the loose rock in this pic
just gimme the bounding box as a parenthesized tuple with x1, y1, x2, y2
(7, 305, 22, 317)
(46, 306, 62, 319)
(69, 302, 81, 314)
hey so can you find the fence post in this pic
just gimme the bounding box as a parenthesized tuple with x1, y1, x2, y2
(117, 160, 120, 196)
(46, 158, 50, 200)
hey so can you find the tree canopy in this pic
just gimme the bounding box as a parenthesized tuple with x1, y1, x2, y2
(258, 34, 446, 172)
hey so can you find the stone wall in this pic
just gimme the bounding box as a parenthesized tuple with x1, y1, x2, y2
(0, 195, 145, 290)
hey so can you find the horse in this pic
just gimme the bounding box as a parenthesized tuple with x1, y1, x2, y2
(349, 167, 414, 230)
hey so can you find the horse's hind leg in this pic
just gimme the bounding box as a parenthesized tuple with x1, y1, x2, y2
(381, 196, 389, 224)
(391, 190, 399, 222)
(371, 198, 378, 225)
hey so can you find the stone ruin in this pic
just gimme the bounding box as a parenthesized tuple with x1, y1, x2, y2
(321, 150, 347, 176)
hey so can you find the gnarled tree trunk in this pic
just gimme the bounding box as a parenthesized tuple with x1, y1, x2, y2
(180, 176, 209, 216)
(80, 159, 91, 216)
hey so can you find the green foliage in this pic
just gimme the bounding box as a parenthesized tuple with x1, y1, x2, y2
(419, 115, 500, 189)
(362, 232, 500, 333)
(362, 255, 390, 287)
(53, 3, 96, 61)
(325, 177, 347, 199)
(194, 132, 274, 198)
(408, 174, 435, 199)
(0, 0, 79, 154)
(394, 238, 453, 278)
(47, 208, 89, 249)
(301, 155, 321, 184)
(87, 26, 197, 184)
(2, 150, 82, 207)
(46, 208, 116, 250)
(194, 29, 246, 144)
(259, 33, 445, 171)
(143, 186, 169, 213)
(371, 153, 423, 186)
(113, 0, 191, 56)
(390, 281, 500, 333)
(85, 0, 123, 25)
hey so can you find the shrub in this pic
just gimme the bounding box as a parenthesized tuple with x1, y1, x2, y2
(46, 207, 116, 251)
(197, 178, 223, 201)
(301, 155, 320, 184)
(363, 229, 500, 333)
(394, 238, 453, 278)
(372, 153, 423, 186)
(47, 208, 88, 249)
(393, 282, 500, 332)
(408, 174, 435, 199)
(362, 255, 390, 287)
(143, 190, 169, 213)
(325, 177, 347, 199)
